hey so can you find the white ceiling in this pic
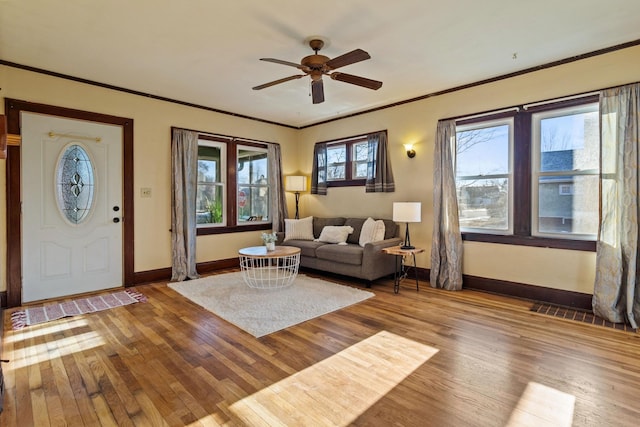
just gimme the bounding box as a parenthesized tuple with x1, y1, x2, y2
(2, 0, 640, 128)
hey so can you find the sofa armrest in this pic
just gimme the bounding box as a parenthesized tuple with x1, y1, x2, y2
(361, 237, 404, 280)
(363, 237, 403, 253)
(275, 231, 286, 245)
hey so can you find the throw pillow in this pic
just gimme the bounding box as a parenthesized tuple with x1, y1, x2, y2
(359, 217, 386, 247)
(284, 216, 314, 241)
(315, 226, 354, 245)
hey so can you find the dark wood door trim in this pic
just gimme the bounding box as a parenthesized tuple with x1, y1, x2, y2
(4, 98, 135, 308)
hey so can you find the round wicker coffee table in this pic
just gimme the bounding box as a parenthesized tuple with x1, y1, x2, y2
(238, 246, 301, 289)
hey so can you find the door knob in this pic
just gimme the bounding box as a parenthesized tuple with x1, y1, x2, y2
(113, 217, 120, 223)
(113, 206, 120, 212)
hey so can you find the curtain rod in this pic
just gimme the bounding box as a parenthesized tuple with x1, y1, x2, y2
(454, 107, 520, 123)
(522, 91, 600, 110)
(171, 126, 275, 145)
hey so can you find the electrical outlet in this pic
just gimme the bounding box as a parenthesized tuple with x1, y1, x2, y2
(141, 187, 152, 198)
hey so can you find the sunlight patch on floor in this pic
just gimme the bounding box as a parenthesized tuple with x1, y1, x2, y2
(5, 317, 89, 343)
(506, 382, 575, 427)
(7, 318, 105, 370)
(226, 330, 438, 426)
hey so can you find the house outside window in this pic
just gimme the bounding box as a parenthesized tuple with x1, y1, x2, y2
(532, 103, 599, 239)
(196, 135, 272, 235)
(453, 95, 599, 251)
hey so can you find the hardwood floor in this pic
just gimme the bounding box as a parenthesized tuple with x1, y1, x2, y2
(2, 270, 640, 426)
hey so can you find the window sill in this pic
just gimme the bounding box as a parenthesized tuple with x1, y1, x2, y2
(461, 233, 596, 252)
(327, 179, 366, 188)
(197, 222, 272, 236)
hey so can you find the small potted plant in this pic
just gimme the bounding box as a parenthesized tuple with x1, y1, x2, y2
(261, 232, 278, 251)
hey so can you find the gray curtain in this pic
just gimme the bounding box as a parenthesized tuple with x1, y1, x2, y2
(431, 119, 463, 290)
(366, 131, 395, 192)
(593, 83, 640, 328)
(268, 143, 288, 232)
(311, 142, 328, 195)
(171, 128, 199, 281)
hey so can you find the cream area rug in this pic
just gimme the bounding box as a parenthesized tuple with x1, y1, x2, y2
(168, 272, 374, 338)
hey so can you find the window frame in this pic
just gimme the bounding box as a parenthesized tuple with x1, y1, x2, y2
(196, 139, 227, 228)
(455, 95, 599, 252)
(236, 144, 270, 224)
(321, 134, 371, 187)
(455, 116, 515, 235)
(196, 134, 272, 236)
(530, 102, 600, 240)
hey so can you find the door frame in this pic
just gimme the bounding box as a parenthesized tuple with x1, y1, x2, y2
(5, 98, 134, 307)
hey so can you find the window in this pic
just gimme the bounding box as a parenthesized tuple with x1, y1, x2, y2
(454, 95, 599, 250)
(197, 141, 225, 226)
(456, 118, 513, 234)
(237, 146, 269, 222)
(532, 103, 599, 239)
(196, 135, 272, 235)
(325, 136, 369, 185)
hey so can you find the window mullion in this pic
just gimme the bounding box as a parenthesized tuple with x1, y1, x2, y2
(227, 140, 237, 227)
(513, 111, 532, 237)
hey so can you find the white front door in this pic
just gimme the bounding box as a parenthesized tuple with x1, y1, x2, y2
(21, 112, 123, 303)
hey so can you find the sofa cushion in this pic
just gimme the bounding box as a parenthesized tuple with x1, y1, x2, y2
(344, 218, 367, 244)
(283, 239, 327, 258)
(316, 226, 354, 244)
(284, 216, 314, 241)
(359, 217, 386, 247)
(316, 243, 363, 265)
(313, 217, 346, 238)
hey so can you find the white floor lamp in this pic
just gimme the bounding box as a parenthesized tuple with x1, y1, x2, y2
(393, 202, 422, 249)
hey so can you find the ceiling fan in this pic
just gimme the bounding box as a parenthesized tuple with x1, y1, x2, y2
(252, 38, 383, 104)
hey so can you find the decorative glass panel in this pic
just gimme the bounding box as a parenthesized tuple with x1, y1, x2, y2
(56, 144, 95, 224)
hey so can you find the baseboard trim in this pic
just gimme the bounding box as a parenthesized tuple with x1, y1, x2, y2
(462, 274, 593, 310)
(130, 258, 239, 286)
(412, 267, 591, 310)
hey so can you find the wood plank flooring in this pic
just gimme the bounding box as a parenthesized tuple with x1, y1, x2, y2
(2, 270, 640, 426)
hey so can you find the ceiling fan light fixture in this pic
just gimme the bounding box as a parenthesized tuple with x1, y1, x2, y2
(253, 36, 383, 104)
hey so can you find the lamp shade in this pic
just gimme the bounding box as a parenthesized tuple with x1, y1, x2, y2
(393, 202, 421, 223)
(285, 175, 307, 192)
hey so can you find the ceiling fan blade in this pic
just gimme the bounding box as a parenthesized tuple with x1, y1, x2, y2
(311, 79, 325, 104)
(325, 49, 371, 70)
(252, 75, 304, 90)
(330, 72, 383, 90)
(260, 58, 308, 71)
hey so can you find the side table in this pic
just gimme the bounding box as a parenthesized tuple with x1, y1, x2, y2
(382, 245, 425, 294)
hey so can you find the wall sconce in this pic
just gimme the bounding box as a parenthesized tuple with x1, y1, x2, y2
(404, 143, 416, 158)
(285, 175, 307, 219)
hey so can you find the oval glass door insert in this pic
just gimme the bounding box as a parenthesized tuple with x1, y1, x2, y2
(56, 144, 95, 224)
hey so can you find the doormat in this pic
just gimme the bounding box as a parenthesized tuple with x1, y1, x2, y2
(530, 302, 636, 332)
(11, 289, 147, 330)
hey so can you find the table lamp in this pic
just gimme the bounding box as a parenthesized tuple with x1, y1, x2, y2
(393, 202, 421, 249)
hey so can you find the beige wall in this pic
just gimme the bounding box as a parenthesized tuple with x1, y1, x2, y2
(0, 65, 299, 293)
(297, 45, 640, 295)
(1, 44, 640, 296)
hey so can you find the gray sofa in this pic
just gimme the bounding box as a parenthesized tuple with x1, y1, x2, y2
(276, 217, 403, 285)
